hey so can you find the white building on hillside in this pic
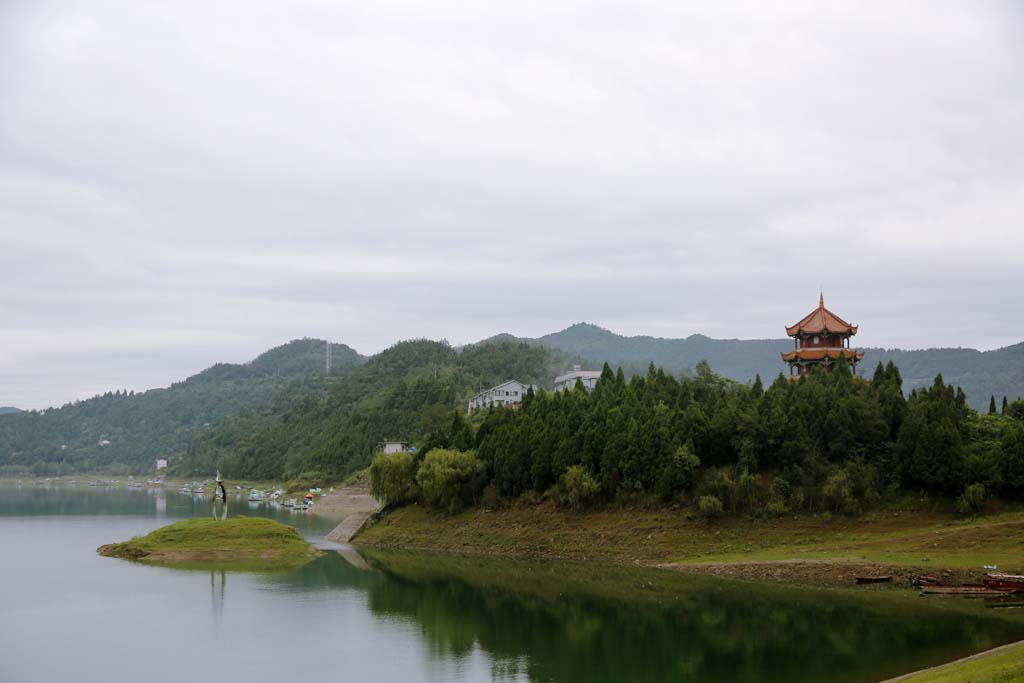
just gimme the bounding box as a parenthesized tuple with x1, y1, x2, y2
(381, 440, 411, 454)
(468, 380, 538, 413)
(554, 365, 602, 392)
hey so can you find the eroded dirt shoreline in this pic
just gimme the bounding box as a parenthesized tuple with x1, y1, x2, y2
(656, 558, 981, 588)
(348, 502, 1019, 589)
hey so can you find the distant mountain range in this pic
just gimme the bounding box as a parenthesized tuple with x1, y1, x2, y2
(0, 339, 364, 475)
(0, 407, 20, 415)
(2, 324, 1021, 475)
(485, 322, 1024, 411)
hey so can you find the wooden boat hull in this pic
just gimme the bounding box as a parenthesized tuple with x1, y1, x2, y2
(983, 574, 1024, 591)
(855, 576, 891, 584)
(920, 586, 1012, 597)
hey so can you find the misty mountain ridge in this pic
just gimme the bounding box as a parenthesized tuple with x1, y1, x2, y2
(0, 338, 365, 475)
(2, 324, 1021, 475)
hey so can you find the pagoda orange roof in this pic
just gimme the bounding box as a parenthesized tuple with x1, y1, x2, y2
(785, 294, 858, 337)
(781, 348, 864, 363)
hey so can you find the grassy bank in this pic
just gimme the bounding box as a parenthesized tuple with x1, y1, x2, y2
(98, 517, 322, 570)
(884, 640, 1024, 682)
(356, 502, 1024, 584)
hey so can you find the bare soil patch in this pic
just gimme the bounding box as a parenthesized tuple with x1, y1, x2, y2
(312, 483, 380, 521)
(657, 558, 981, 588)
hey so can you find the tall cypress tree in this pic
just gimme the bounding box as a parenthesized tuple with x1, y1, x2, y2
(990, 396, 998, 415)
(872, 361, 886, 385)
(885, 361, 903, 388)
(1004, 396, 1010, 414)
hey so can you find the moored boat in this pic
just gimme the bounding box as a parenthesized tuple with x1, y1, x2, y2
(921, 585, 1013, 597)
(855, 576, 891, 585)
(983, 573, 1024, 591)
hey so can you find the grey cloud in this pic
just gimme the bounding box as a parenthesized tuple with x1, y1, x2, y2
(2, 0, 1023, 407)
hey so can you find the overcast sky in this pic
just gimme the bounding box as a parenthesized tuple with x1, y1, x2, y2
(2, 1, 1023, 409)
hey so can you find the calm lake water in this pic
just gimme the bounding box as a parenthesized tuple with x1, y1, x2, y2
(2, 484, 1023, 683)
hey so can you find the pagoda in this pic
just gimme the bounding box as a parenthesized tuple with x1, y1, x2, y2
(781, 294, 864, 377)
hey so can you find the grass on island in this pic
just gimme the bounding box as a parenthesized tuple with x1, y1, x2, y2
(886, 640, 1024, 683)
(98, 516, 322, 570)
(356, 502, 1024, 578)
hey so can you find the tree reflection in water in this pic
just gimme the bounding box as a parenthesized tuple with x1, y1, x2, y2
(211, 569, 225, 626)
(275, 549, 1024, 683)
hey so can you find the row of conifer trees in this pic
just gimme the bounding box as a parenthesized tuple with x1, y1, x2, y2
(379, 358, 1024, 514)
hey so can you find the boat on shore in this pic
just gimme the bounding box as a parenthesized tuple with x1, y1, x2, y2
(921, 585, 1013, 597)
(855, 576, 892, 585)
(983, 573, 1024, 591)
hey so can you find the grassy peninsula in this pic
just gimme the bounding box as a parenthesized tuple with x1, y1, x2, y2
(98, 517, 321, 570)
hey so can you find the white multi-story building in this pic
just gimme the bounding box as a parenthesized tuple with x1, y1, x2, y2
(554, 365, 602, 392)
(467, 380, 538, 413)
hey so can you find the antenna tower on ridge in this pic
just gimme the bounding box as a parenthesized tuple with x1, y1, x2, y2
(326, 340, 332, 374)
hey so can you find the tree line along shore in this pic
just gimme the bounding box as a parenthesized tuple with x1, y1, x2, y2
(368, 359, 1024, 522)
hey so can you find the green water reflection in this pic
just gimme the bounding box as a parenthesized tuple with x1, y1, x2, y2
(280, 548, 1024, 683)
(4, 484, 1023, 683)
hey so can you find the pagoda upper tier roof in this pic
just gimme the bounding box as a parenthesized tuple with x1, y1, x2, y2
(785, 294, 858, 337)
(781, 348, 864, 363)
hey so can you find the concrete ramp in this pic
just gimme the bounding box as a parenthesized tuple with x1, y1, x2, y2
(316, 483, 380, 544)
(326, 509, 376, 543)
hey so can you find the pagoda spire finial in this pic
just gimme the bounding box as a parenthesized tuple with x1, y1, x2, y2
(819, 291, 824, 308)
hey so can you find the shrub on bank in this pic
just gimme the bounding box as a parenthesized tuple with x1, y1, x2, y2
(762, 500, 790, 518)
(735, 470, 764, 511)
(699, 469, 736, 511)
(369, 450, 419, 507)
(956, 482, 986, 515)
(698, 495, 723, 519)
(554, 465, 601, 510)
(416, 448, 484, 514)
(822, 470, 855, 513)
(655, 445, 701, 503)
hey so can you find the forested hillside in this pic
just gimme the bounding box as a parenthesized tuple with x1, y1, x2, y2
(184, 339, 580, 481)
(494, 323, 1024, 411)
(4, 322, 1022, 479)
(372, 360, 1024, 516)
(0, 407, 19, 415)
(0, 339, 363, 475)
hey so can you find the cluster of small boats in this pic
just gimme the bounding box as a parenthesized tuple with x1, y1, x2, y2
(159, 480, 331, 514)
(240, 487, 320, 511)
(281, 497, 313, 511)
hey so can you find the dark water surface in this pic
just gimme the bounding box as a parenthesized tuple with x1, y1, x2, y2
(2, 484, 1023, 683)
